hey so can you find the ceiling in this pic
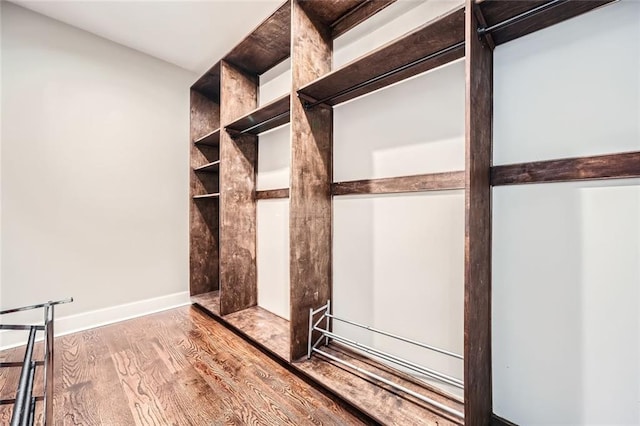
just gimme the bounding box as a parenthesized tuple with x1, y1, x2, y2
(9, 0, 283, 75)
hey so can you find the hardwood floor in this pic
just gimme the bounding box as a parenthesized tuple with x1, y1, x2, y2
(0, 306, 368, 425)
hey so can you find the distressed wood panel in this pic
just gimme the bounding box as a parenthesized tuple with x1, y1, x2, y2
(191, 290, 220, 316)
(478, 0, 615, 46)
(219, 60, 259, 316)
(224, 1, 291, 75)
(190, 90, 220, 297)
(331, 0, 397, 38)
(191, 63, 221, 103)
(332, 171, 465, 196)
(297, 344, 464, 425)
(491, 151, 640, 186)
(298, 7, 464, 106)
(226, 94, 290, 136)
(256, 188, 290, 199)
(290, 0, 333, 361)
(465, 1, 493, 424)
(224, 306, 291, 362)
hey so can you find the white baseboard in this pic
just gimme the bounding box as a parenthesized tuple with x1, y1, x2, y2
(0, 291, 191, 350)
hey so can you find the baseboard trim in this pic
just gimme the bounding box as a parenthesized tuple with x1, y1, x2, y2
(0, 291, 190, 350)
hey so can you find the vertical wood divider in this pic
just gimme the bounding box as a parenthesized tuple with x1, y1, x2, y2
(190, 91, 220, 296)
(290, 0, 333, 361)
(465, 1, 494, 424)
(219, 60, 259, 315)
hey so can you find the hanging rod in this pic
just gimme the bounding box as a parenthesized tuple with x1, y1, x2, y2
(326, 313, 463, 360)
(477, 0, 568, 36)
(316, 327, 464, 388)
(302, 41, 465, 109)
(313, 348, 464, 420)
(228, 110, 290, 137)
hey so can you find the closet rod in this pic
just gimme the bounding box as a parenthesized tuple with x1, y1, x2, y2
(477, 0, 567, 36)
(228, 110, 289, 136)
(326, 313, 463, 360)
(302, 40, 465, 109)
(313, 348, 465, 420)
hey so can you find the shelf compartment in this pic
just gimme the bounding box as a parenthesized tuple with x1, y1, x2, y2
(300, 0, 397, 39)
(192, 291, 220, 316)
(224, 1, 291, 75)
(332, 171, 465, 196)
(226, 94, 290, 136)
(193, 160, 220, 173)
(297, 6, 464, 108)
(191, 63, 221, 102)
(193, 128, 220, 147)
(297, 343, 464, 425)
(491, 151, 640, 186)
(193, 193, 220, 200)
(222, 306, 291, 362)
(477, 0, 615, 47)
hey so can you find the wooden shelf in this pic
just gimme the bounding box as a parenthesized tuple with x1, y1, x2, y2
(332, 171, 465, 196)
(224, 1, 291, 75)
(226, 94, 290, 136)
(297, 6, 464, 107)
(297, 344, 463, 425)
(477, 0, 615, 47)
(191, 63, 221, 102)
(193, 160, 220, 173)
(300, 0, 397, 39)
(193, 193, 220, 200)
(191, 291, 220, 316)
(224, 306, 290, 362)
(193, 128, 220, 147)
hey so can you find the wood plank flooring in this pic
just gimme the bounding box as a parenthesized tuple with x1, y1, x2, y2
(0, 306, 367, 425)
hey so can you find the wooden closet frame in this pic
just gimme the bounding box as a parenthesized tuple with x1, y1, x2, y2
(188, 1, 637, 424)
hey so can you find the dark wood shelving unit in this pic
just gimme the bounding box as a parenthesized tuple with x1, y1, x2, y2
(297, 6, 464, 107)
(226, 94, 290, 136)
(193, 128, 220, 147)
(189, 1, 627, 424)
(193, 160, 220, 173)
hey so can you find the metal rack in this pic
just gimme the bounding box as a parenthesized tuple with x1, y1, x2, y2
(0, 298, 73, 426)
(307, 300, 464, 420)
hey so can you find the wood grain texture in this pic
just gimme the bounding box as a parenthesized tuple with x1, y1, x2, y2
(219, 60, 259, 316)
(191, 290, 220, 316)
(224, 1, 291, 75)
(224, 306, 291, 362)
(194, 128, 220, 147)
(331, 0, 397, 38)
(298, 6, 464, 106)
(297, 344, 463, 426)
(300, 0, 397, 39)
(191, 62, 221, 102)
(226, 94, 290, 136)
(491, 151, 640, 186)
(465, 1, 493, 424)
(1, 306, 366, 425)
(478, 0, 615, 46)
(256, 188, 290, 199)
(290, 0, 333, 361)
(190, 90, 220, 297)
(332, 171, 465, 196)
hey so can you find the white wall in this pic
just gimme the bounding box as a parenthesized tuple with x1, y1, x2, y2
(493, 1, 640, 424)
(332, 0, 465, 397)
(0, 3, 195, 347)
